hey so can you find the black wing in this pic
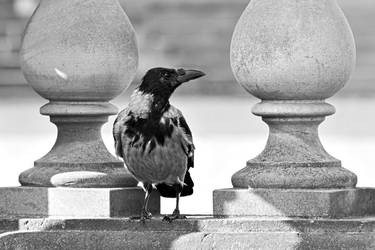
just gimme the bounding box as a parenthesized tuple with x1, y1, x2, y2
(113, 109, 129, 159)
(156, 107, 195, 197)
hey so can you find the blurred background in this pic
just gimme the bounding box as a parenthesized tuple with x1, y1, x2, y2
(0, 0, 374, 214)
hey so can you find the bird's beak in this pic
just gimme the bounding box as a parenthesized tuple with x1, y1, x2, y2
(176, 69, 205, 85)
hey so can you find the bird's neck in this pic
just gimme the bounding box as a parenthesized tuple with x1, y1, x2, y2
(128, 89, 170, 119)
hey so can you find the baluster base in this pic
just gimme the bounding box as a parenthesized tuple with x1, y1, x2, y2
(213, 188, 375, 218)
(19, 101, 138, 188)
(0, 186, 160, 218)
(232, 101, 358, 189)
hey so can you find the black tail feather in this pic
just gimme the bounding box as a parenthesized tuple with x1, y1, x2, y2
(156, 170, 194, 198)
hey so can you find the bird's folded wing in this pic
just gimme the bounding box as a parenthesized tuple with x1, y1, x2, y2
(113, 109, 129, 158)
(164, 105, 195, 169)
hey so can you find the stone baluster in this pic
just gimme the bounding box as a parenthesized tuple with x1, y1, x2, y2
(214, 0, 375, 218)
(19, 0, 138, 188)
(0, 0, 159, 218)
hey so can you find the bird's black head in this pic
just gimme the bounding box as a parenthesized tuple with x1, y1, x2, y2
(138, 67, 205, 99)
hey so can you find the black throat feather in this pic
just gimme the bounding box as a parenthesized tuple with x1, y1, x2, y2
(124, 89, 176, 152)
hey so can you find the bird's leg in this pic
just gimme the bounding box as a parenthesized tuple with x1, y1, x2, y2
(163, 184, 186, 223)
(172, 192, 185, 218)
(131, 183, 153, 222)
(140, 183, 153, 222)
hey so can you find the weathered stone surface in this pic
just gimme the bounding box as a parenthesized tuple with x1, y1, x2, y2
(232, 152, 357, 189)
(0, 187, 160, 218)
(1, 217, 375, 249)
(20, 0, 138, 101)
(229, 0, 357, 189)
(8, 216, 375, 233)
(231, 0, 355, 100)
(213, 188, 375, 218)
(2, 231, 375, 250)
(231, 102, 356, 189)
(18, 0, 139, 187)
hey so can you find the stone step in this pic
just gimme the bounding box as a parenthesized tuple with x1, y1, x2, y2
(1, 217, 375, 249)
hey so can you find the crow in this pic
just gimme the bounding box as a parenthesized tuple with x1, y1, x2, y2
(113, 67, 205, 222)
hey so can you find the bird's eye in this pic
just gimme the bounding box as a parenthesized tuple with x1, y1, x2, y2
(177, 69, 185, 75)
(162, 72, 170, 78)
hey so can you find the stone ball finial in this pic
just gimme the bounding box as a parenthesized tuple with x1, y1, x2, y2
(18, 0, 139, 187)
(230, 0, 357, 189)
(231, 0, 356, 101)
(21, 0, 138, 102)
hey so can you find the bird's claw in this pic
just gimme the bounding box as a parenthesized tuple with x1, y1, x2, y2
(130, 211, 152, 223)
(162, 210, 186, 223)
(162, 214, 187, 223)
(162, 216, 172, 223)
(143, 211, 153, 219)
(141, 211, 153, 223)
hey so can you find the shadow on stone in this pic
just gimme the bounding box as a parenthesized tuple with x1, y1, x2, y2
(0, 218, 204, 249)
(213, 187, 375, 249)
(2, 216, 375, 249)
(0, 187, 160, 218)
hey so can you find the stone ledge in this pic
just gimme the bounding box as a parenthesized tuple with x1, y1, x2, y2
(213, 188, 375, 218)
(6, 216, 375, 233)
(1, 217, 375, 249)
(2, 231, 375, 250)
(0, 187, 160, 218)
